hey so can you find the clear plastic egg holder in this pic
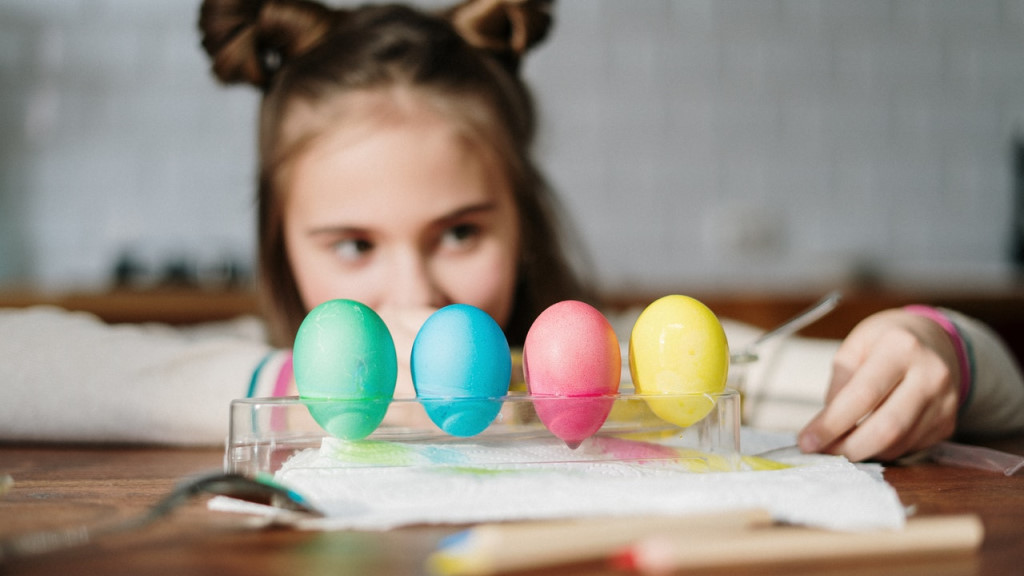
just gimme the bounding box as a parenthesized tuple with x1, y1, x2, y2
(225, 387, 742, 476)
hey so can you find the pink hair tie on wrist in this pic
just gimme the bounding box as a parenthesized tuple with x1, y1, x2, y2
(903, 305, 971, 407)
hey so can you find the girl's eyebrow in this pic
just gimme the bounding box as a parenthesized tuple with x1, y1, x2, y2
(306, 225, 368, 238)
(306, 201, 500, 237)
(434, 201, 499, 225)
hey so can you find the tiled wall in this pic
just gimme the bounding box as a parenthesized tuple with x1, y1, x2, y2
(0, 0, 259, 288)
(2, 0, 1024, 293)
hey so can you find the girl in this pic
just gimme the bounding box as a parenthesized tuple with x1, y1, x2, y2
(198, 0, 1024, 461)
(199, 0, 592, 350)
(2, 0, 1022, 462)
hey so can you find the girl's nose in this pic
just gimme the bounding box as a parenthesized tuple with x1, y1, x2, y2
(388, 250, 446, 310)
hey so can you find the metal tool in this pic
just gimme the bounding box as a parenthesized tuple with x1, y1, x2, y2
(0, 472, 320, 562)
(730, 290, 843, 364)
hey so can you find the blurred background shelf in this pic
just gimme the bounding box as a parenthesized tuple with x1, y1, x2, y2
(0, 287, 260, 325)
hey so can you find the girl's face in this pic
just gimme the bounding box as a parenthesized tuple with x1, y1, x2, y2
(282, 98, 521, 328)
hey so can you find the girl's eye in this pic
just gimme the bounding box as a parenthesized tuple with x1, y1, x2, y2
(331, 238, 374, 262)
(441, 223, 481, 248)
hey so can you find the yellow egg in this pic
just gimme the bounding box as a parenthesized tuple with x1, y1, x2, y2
(629, 295, 729, 427)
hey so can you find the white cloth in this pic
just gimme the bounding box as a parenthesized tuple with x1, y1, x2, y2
(208, 428, 905, 532)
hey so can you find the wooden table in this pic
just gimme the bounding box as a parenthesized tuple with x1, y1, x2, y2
(1, 438, 1022, 576)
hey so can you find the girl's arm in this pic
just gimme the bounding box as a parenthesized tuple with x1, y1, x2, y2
(942, 308, 1024, 438)
(0, 306, 285, 445)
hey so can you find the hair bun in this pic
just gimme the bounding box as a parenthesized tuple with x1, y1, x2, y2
(199, 0, 334, 87)
(446, 0, 554, 71)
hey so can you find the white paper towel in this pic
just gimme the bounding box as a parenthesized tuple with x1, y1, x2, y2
(209, 428, 905, 532)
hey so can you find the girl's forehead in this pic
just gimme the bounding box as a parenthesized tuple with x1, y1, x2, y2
(285, 101, 511, 223)
(277, 85, 516, 227)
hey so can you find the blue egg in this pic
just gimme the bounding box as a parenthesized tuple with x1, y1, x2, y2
(293, 299, 397, 440)
(411, 304, 511, 436)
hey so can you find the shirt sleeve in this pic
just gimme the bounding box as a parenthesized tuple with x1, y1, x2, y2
(0, 306, 282, 445)
(942, 308, 1024, 438)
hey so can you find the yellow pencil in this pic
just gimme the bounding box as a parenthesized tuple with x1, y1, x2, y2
(426, 508, 772, 576)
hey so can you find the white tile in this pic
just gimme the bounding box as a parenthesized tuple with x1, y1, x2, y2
(820, 0, 893, 32)
(1000, 0, 1024, 33)
(4, 0, 1024, 290)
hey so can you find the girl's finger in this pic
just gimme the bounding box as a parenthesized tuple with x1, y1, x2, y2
(824, 357, 957, 462)
(826, 367, 933, 461)
(799, 350, 903, 454)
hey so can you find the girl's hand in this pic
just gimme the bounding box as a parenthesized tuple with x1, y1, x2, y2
(797, 309, 960, 462)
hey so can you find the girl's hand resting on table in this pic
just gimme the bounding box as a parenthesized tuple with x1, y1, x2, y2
(798, 309, 961, 462)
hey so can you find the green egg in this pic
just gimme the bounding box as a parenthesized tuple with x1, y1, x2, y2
(293, 299, 397, 440)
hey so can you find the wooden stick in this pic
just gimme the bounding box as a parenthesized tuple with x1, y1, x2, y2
(427, 508, 773, 576)
(617, 514, 984, 574)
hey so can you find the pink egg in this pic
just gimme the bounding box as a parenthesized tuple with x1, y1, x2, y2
(523, 301, 621, 448)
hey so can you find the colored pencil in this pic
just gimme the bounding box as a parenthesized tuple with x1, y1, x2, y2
(426, 508, 772, 576)
(614, 514, 984, 573)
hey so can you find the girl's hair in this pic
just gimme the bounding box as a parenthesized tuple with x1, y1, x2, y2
(199, 0, 593, 347)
